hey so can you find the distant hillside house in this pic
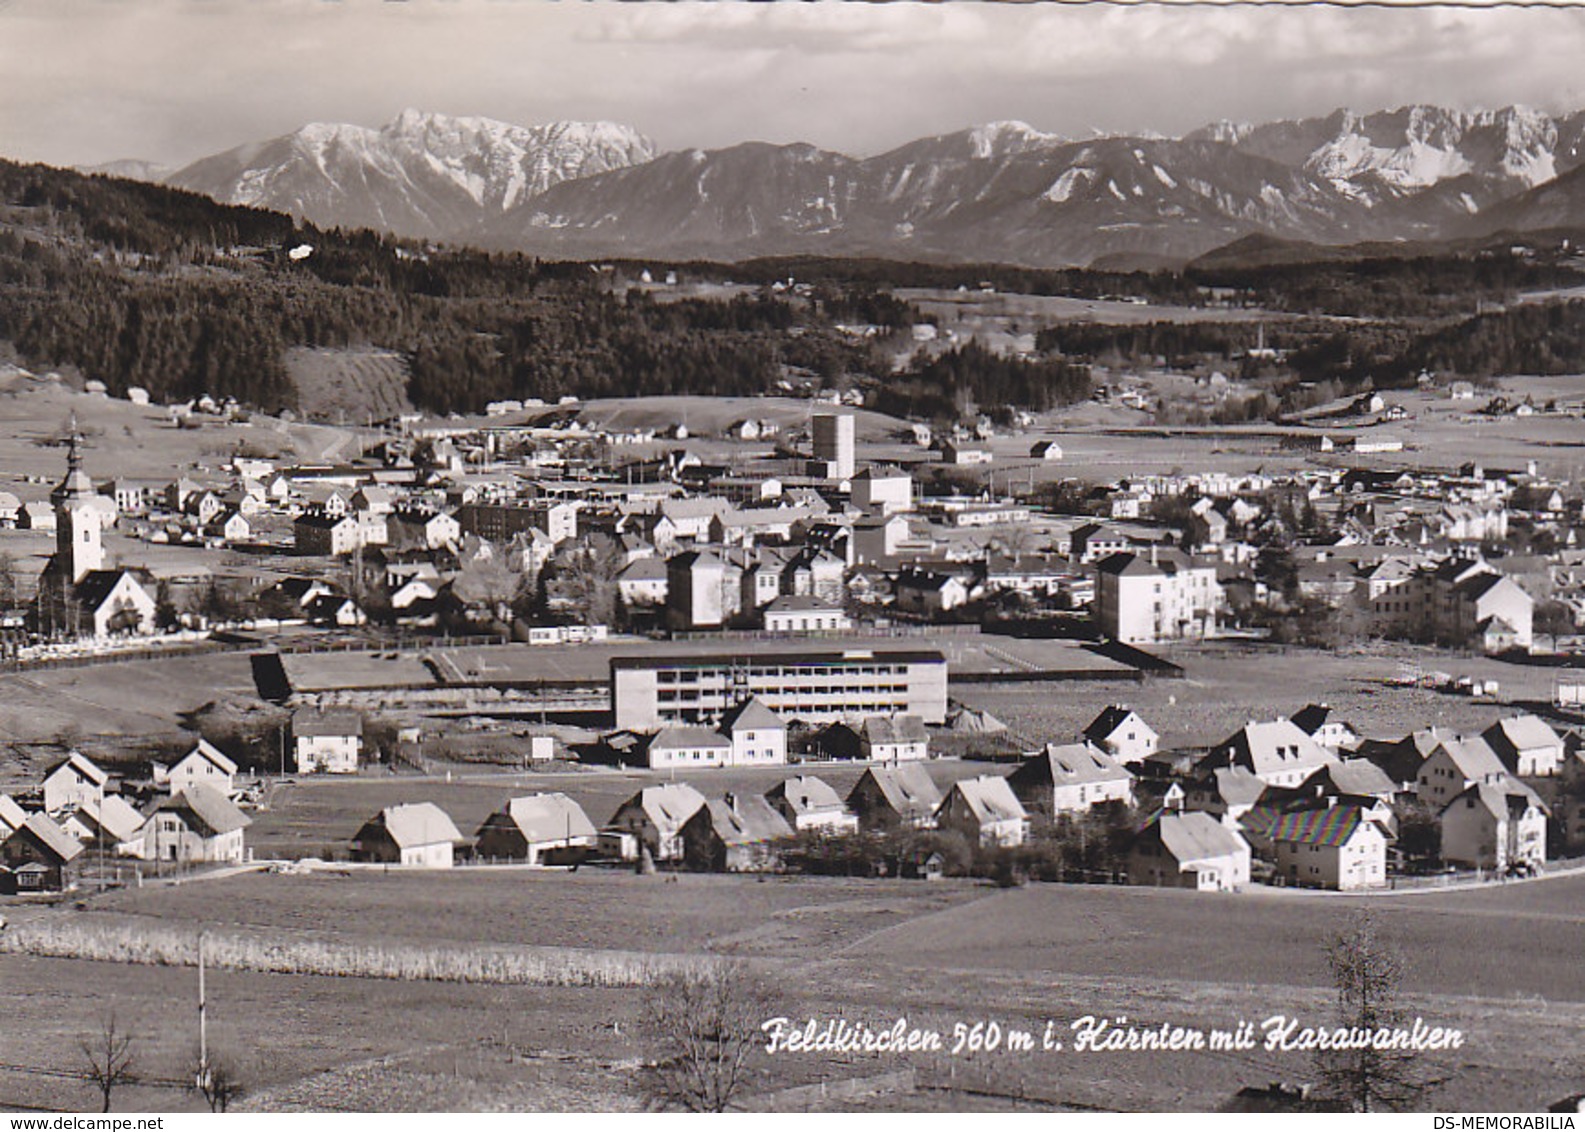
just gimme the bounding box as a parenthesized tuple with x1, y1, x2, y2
(292, 708, 363, 774)
(351, 803, 463, 868)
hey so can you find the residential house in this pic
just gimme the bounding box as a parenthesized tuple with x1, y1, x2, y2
(1415, 736, 1509, 809)
(64, 795, 146, 857)
(1128, 809, 1251, 891)
(1096, 547, 1222, 645)
(294, 513, 362, 556)
(160, 739, 238, 798)
(1008, 742, 1135, 817)
(473, 793, 598, 865)
(1482, 714, 1566, 777)
(936, 774, 1029, 848)
(144, 785, 251, 864)
(680, 792, 794, 872)
(617, 556, 669, 608)
(42, 752, 108, 815)
(851, 465, 913, 515)
(847, 763, 943, 830)
(350, 802, 463, 867)
(1203, 720, 1339, 789)
(609, 783, 709, 862)
(765, 776, 859, 835)
(645, 725, 734, 770)
(1440, 777, 1548, 873)
(1, 813, 84, 892)
(720, 697, 787, 766)
(1082, 705, 1159, 765)
(1070, 523, 1130, 564)
(292, 708, 363, 774)
(763, 595, 852, 633)
(1270, 806, 1390, 890)
(1289, 703, 1360, 753)
(861, 715, 930, 762)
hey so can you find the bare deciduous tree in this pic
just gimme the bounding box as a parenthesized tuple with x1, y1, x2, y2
(192, 1051, 245, 1113)
(640, 959, 771, 1112)
(79, 1010, 136, 1113)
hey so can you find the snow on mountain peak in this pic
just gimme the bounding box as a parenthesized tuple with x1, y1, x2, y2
(967, 120, 1062, 158)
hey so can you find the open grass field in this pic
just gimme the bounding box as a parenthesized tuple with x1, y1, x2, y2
(956, 639, 1579, 753)
(4, 870, 1583, 1112)
(284, 346, 414, 425)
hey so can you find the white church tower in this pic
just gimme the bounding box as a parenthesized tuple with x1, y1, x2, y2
(50, 418, 103, 583)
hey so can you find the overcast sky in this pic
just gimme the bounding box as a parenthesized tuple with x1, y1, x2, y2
(4, 0, 1585, 170)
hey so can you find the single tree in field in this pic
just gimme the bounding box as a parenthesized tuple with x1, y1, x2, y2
(1314, 911, 1438, 1112)
(640, 959, 771, 1112)
(80, 1010, 136, 1113)
(192, 1050, 245, 1113)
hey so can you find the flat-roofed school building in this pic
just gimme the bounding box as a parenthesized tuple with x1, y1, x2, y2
(612, 647, 948, 730)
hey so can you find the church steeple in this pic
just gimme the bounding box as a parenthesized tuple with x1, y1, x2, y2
(52, 415, 103, 583)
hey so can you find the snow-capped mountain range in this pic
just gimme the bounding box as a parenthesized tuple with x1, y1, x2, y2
(119, 105, 1585, 266)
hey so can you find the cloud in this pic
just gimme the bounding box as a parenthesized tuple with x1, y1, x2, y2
(1, 1, 1583, 167)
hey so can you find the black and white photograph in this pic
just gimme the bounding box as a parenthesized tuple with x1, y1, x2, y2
(1, 0, 1584, 1117)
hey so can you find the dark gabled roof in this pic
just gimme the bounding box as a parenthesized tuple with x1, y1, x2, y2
(9, 812, 84, 864)
(1084, 704, 1152, 744)
(719, 697, 784, 733)
(1095, 552, 1161, 577)
(72, 570, 150, 612)
(1288, 703, 1331, 737)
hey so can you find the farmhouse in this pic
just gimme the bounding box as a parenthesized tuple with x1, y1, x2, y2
(65, 795, 148, 857)
(350, 803, 464, 868)
(0, 813, 84, 893)
(1128, 810, 1251, 892)
(860, 714, 931, 762)
(936, 775, 1029, 848)
(609, 783, 709, 862)
(144, 785, 251, 864)
(473, 793, 598, 865)
(1481, 714, 1566, 777)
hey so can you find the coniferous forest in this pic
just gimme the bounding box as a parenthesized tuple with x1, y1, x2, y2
(1, 158, 1583, 422)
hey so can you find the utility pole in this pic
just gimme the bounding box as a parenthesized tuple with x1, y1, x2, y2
(196, 930, 210, 1092)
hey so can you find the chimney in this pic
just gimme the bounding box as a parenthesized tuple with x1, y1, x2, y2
(724, 791, 738, 815)
(1150, 543, 1159, 567)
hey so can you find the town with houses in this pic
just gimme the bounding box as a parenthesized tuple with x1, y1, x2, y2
(2, 376, 1583, 906)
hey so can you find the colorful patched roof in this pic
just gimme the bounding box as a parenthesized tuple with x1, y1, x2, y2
(1269, 805, 1374, 849)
